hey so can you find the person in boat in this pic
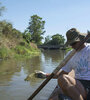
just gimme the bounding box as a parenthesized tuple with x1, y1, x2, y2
(37, 28, 90, 100)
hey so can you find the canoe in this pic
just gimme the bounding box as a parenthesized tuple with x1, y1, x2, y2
(48, 85, 72, 100)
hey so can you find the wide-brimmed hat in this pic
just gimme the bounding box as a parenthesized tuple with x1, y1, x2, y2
(66, 28, 86, 45)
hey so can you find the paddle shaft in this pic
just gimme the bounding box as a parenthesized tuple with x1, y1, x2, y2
(28, 32, 90, 100)
(28, 73, 54, 100)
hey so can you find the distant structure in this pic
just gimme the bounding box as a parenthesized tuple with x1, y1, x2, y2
(38, 44, 66, 50)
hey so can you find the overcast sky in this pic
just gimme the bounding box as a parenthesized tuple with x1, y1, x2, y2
(1, 0, 90, 40)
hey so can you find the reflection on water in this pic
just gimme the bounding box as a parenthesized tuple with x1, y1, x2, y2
(0, 50, 66, 100)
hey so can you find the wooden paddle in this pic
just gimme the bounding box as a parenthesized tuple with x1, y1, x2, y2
(27, 31, 90, 100)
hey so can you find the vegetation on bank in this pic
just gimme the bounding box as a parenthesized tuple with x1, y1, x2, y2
(0, 16, 42, 59)
(0, 2, 66, 60)
(0, 32, 40, 59)
(65, 47, 72, 52)
(0, 18, 41, 60)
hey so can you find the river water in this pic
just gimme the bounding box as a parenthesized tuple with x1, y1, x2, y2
(0, 50, 66, 100)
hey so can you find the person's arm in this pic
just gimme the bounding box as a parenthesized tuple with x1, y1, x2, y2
(40, 51, 72, 79)
(46, 70, 68, 79)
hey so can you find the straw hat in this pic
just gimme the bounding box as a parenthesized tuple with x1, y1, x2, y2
(66, 28, 86, 45)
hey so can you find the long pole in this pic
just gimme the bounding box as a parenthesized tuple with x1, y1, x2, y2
(28, 31, 90, 100)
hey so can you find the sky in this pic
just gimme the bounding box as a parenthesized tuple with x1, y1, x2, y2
(0, 0, 90, 41)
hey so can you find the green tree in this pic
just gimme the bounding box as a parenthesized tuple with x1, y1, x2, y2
(2, 22, 12, 36)
(51, 34, 65, 45)
(0, 20, 22, 38)
(44, 34, 65, 45)
(28, 15, 45, 45)
(0, 21, 12, 35)
(12, 28, 22, 38)
(23, 29, 31, 43)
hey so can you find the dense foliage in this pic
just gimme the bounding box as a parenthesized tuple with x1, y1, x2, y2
(44, 34, 65, 45)
(28, 15, 45, 45)
(23, 29, 31, 43)
(0, 20, 22, 38)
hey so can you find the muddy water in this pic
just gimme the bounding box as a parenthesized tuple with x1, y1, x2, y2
(0, 50, 66, 100)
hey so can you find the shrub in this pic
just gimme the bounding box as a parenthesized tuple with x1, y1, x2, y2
(0, 47, 9, 59)
(14, 45, 27, 55)
(66, 47, 72, 52)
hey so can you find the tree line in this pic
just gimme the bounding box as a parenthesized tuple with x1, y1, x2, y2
(0, 2, 65, 46)
(1, 2, 89, 46)
(23, 15, 65, 45)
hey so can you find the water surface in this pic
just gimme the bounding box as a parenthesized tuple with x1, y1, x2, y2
(0, 50, 66, 100)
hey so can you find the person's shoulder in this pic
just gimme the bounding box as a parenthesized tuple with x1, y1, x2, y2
(85, 43, 90, 50)
(85, 43, 90, 45)
(85, 43, 90, 47)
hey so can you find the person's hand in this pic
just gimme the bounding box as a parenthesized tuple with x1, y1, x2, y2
(35, 70, 47, 78)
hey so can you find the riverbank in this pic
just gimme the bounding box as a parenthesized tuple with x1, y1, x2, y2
(0, 35, 40, 60)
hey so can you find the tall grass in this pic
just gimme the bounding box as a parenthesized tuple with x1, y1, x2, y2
(12, 45, 40, 59)
(0, 45, 40, 60)
(0, 47, 10, 59)
(66, 47, 72, 52)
